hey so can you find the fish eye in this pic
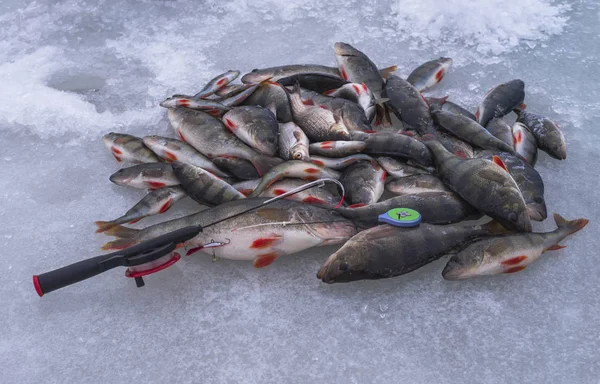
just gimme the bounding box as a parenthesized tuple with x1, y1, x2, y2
(293, 153, 302, 159)
(508, 212, 518, 222)
(534, 197, 544, 204)
(339, 262, 349, 271)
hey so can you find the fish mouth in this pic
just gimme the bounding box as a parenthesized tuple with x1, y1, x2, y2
(317, 253, 337, 282)
(441, 264, 467, 281)
(334, 42, 357, 57)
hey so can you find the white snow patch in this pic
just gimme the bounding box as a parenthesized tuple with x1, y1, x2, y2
(388, 0, 570, 55)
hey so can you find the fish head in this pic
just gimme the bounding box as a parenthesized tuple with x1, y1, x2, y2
(527, 197, 548, 222)
(103, 132, 119, 146)
(334, 42, 360, 57)
(317, 243, 371, 283)
(240, 70, 271, 85)
(159, 97, 178, 108)
(109, 167, 136, 185)
(441, 244, 487, 281)
(330, 121, 351, 140)
(291, 145, 310, 161)
(546, 128, 567, 160)
(439, 57, 453, 67)
(142, 135, 166, 148)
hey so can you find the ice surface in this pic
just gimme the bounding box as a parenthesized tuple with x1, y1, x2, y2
(1, 0, 599, 383)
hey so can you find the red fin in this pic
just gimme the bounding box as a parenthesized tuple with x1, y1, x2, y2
(253, 252, 279, 268)
(320, 141, 334, 149)
(474, 109, 480, 121)
(272, 188, 287, 196)
(216, 78, 227, 86)
(158, 199, 173, 213)
(224, 118, 236, 131)
(94, 221, 116, 233)
(547, 244, 566, 251)
(519, 103, 527, 110)
(454, 150, 468, 159)
(492, 155, 509, 172)
(302, 98, 315, 106)
(340, 66, 348, 81)
(177, 130, 187, 143)
(147, 181, 167, 189)
(513, 130, 522, 145)
(128, 218, 142, 224)
(101, 238, 139, 251)
(363, 130, 376, 134)
(112, 154, 122, 162)
(103, 224, 139, 238)
(111, 147, 123, 155)
(352, 84, 361, 94)
(163, 151, 178, 162)
(311, 159, 325, 167)
(239, 189, 253, 196)
(362, 83, 368, 92)
(304, 176, 318, 181)
(250, 236, 282, 249)
(503, 265, 527, 274)
(323, 89, 336, 96)
(177, 99, 191, 107)
(302, 196, 326, 204)
(319, 105, 328, 110)
(304, 167, 320, 174)
(380, 171, 386, 182)
(501, 255, 528, 266)
(349, 203, 367, 208)
(435, 69, 445, 82)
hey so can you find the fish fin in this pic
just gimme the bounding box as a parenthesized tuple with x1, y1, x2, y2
(322, 88, 336, 96)
(492, 155, 509, 172)
(477, 168, 507, 184)
(256, 208, 290, 221)
(302, 98, 315, 106)
(158, 198, 173, 214)
(128, 218, 143, 224)
(103, 224, 140, 239)
(253, 252, 279, 268)
(94, 221, 117, 234)
(373, 97, 390, 106)
(101, 238, 140, 251)
(553, 213, 589, 235)
(547, 244, 566, 251)
(249, 235, 283, 249)
(378, 65, 398, 79)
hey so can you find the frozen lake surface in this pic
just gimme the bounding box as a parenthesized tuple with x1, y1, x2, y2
(1, 0, 599, 382)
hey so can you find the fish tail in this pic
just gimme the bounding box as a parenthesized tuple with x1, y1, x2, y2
(553, 213, 589, 235)
(94, 220, 117, 233)
(101, 238, 140, 251)
(104, 224, 140, 239)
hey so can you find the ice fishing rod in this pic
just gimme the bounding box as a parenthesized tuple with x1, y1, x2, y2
(33, 178, 345, 297)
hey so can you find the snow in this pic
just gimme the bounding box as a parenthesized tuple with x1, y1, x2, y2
(1, 0, 599, 383)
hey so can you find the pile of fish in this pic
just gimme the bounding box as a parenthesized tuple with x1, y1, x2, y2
(97, 42, 588, 284)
